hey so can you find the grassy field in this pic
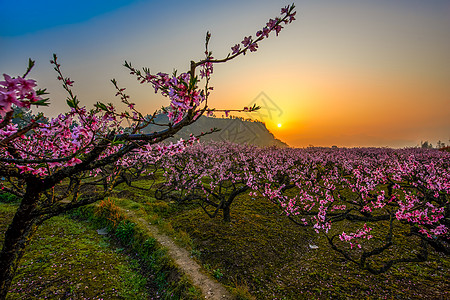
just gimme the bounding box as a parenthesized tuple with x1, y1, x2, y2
(0, 203, 155, 299)
(115, 179, 450, 299)
(169, 195, 449, 299)
(2, 176, 449, 299)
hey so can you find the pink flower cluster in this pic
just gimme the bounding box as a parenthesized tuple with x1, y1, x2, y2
(124, 67, 206, 124)
(0, 123, 18, 137)
(1, 107, 114, 176)
(339, 224, 373, 249)
(0, 74, 42, 116)
(230, 4, 296, 56)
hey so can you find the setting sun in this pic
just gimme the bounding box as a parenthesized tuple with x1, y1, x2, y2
(277, 123, 282, 128)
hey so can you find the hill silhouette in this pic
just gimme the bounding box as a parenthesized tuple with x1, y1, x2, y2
(141, 114, 288, 147)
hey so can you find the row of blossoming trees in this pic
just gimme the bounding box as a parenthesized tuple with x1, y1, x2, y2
(156, 142, 449, 273)
(0, 5, 297, 298)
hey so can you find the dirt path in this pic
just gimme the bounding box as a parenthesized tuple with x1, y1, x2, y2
(123, 210, 233, 299)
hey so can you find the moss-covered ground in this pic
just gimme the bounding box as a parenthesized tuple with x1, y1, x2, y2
(0, 203, 155, 299)
(113, 178, 449, 299)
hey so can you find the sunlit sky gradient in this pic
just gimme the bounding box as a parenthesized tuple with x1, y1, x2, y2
(1, 0, 449, 148)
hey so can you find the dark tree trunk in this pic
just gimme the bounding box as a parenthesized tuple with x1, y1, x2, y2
(0, 190, 41, 300)
(222, 205, 231, 222)
(221, 185, 249, 222)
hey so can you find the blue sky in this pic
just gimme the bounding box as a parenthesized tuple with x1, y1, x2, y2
(1, 0, 449, 147)
(1, 0, 144, 36)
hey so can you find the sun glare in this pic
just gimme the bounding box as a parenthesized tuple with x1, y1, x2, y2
(277, 123, 282, 128)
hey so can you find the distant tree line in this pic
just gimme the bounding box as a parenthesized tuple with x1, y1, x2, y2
(421, 140, 449, 149)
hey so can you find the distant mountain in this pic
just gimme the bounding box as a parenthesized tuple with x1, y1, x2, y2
(141, 115, 288, 147)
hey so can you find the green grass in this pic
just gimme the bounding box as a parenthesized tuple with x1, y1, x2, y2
(0, 204, 151, 299)
(113, 178, 450, 300)
(0, 192, 20, 204)
(168, 193, 450, 299)
(73, 201, 203, 299)
(21, 177, 444, 299)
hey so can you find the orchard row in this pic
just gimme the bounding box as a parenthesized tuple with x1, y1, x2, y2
(154, 142, 449, 273)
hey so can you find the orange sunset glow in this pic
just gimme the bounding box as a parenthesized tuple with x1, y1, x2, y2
(1, 0, 449, 148)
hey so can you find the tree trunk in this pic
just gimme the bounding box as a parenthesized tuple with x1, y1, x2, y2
(0, 191, 40, 300)
(222, 205, 231, 222)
